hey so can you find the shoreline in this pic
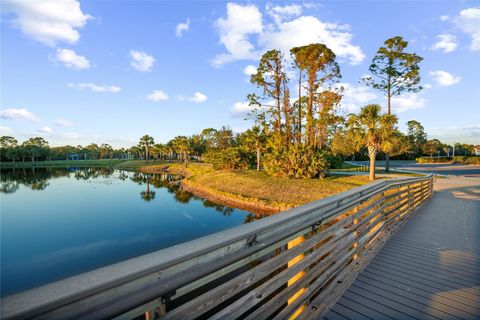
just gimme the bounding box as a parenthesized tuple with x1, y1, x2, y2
(137, 163, 372, 215)
(138, 163, 287, 214)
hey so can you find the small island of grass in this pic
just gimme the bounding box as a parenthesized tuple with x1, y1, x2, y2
(115, 161, 370, 213)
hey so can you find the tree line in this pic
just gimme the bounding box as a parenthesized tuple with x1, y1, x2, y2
(1, 122, 475, 166)
(1, 36, 478, 180)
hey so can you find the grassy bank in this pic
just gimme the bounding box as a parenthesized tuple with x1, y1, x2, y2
(0, 159, 126, 168)
(137, 162, 371, 214)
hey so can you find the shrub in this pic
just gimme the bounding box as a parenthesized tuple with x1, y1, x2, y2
(416, 156, 480, 164)
(204, 147, 251, 170)
(416, 157, 453, 163)
(326, 154, 343, 169)
(453, 156, 480, 165)
(263, 145, 328, 179)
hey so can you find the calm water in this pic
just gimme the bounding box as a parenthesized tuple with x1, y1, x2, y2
(0, 167, 253, 297)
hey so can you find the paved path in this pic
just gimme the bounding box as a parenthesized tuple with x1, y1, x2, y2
(324, 176, 480, 320)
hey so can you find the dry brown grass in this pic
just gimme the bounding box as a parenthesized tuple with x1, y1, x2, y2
(187, 168, 370, 209)
(138, 163, 370, 212)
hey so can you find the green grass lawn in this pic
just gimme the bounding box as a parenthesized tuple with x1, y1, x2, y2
(138, 162, 371, 213)
(113, 160, 164, 170)
(187, 168, 370, 208)
(0, 159, 126, 168)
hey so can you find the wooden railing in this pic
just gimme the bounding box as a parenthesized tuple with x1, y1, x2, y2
(1, 174, 435, 320)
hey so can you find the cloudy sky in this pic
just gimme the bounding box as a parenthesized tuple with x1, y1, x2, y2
(1, 0, 479, 147)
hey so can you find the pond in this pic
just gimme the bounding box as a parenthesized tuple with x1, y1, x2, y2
(0, 167, 255, 297)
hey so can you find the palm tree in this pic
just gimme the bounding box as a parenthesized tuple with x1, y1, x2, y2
(150, 144, 162, 161)
(172, 136, 190, 167)
(138, 135, 154, 162)
(242, 126, 268, 171)
(339, 104, 398, 181)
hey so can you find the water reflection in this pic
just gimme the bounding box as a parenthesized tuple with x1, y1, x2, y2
(1, 168, 241, 217)
(1, 167, 253, 296)
(1, 167, 115, 193)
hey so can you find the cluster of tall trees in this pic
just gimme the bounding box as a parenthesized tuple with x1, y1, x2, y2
(229, 36, 426, 179)
(0, 136, 130, 162)
(238, 44, 343, 178)
(1, 37, 478, 180)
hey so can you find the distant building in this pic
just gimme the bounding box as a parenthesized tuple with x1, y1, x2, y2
(68, 154, 79, 160)
(475, 147, 480, 156)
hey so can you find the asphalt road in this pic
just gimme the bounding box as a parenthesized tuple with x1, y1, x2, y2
(351, 160, 480, 177)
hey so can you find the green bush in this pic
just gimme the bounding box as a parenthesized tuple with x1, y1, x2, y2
(416, 157, 453, 163)
(326, 154, 343, 169)
(453, 156, 480, 164)
(263, 145, 328, 179)
(416, 156, 480, 164)
(204, 147, 251, 170)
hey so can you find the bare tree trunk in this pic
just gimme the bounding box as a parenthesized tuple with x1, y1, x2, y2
(385, 80, 391, 173)
(283, 83, 291, 146)
(297, 70, 302, 144)
(306, 76, 314, 147)
(385, 153, 390, 173)
(368, 145, 377, 181)
(256, 148, 260, 171)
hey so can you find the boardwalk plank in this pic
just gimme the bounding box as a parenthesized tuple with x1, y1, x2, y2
(358, 272, 480, 315)
(354, 277, 478, 319)
(324, 176, 480, 320)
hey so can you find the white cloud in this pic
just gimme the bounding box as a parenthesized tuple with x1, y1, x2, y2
(37, 126, 53, 134)
(424, 83, 432, 89)
(68, 82, 121, 93)
(212, 3, 263, 67)
(56, 49, 90, 69)
(243, 64, 257, 76)
(430, 34, 457, 53)
(0, 108, 39, 122)
(337, 83, 377, 113)
(188, 92, 207, 103)
(440, 15, 449, 22)
(266, 3, 302, 24)
(391, 94, 427, 113)
(54, 118, 74, 127)
(213, 3, 365, 67)
(453, 7, 480, 50)
(230, 101, 254, 117)
(146, 90, 169, 102)
(430, 70, 461, 86)
(303, 3, 323, 9)
(0, 126, 13, 135)
(3, 0, 91, 46)
(130, 50, 155, 72)
(176, 19, 190, 37)
(260, 16, 365, 65)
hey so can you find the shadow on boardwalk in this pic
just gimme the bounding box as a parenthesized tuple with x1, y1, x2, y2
(324, 176, 480, 320)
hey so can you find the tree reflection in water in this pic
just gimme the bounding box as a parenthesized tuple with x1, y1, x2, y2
(1, 168, 240, 219)
(0, 167, 115, 193)
(203, 200, 234, 216)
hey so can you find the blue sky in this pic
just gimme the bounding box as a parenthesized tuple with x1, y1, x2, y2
(1, 0, 479, 147)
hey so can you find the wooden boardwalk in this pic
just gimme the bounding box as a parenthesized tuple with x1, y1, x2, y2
(324, 176, 480, 320)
